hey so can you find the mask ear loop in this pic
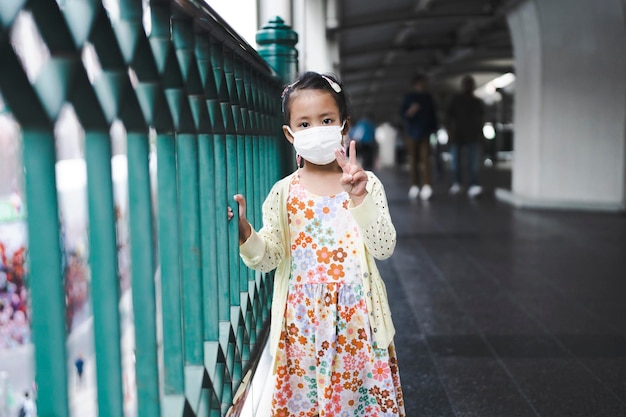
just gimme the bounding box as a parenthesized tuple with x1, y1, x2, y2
(296, 154, 304, 168)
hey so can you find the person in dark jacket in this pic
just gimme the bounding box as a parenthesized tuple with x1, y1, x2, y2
(400, 74, 438, 200)
(446, 75, 485, 197)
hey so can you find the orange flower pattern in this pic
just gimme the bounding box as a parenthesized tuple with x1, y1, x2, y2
(271, 176, 405, 416)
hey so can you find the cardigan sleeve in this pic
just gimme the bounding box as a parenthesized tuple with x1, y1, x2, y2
(349, 172, 396, 260)
(239, 181, 286, 272)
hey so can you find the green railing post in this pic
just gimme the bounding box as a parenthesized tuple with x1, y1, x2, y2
(256, 16, 299, 84)
(256, 16, 300, 177)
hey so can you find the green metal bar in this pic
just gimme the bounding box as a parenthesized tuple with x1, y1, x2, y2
(243, 134, 256, 353)
(198, 132, 220, 341)
(177, 132, 204, 365)
(213, 133, 230, 321)
(84, 131, 124, 416)
(253, 135, 262, 233)
(237, 135, 247, 294)
(125, 131, 161, 417)
(225, 133, 240, 307)
(156, 132, 185, 394)
(22, 129, 69, 417)
(235, 63, 249, 296)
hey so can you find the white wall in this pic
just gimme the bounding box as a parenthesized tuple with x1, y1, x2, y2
(506, 0, 626, 210)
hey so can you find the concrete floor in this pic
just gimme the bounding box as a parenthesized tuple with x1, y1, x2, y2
(377, 164, 626, 416)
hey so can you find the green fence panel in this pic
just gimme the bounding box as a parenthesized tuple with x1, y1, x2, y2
(0, 0, 289, 415)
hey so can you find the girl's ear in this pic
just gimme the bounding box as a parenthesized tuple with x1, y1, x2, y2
(282, 125, 295, 144)
(342, 117, 351, 135)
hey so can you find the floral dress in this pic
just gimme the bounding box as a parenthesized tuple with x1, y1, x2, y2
(271, 175, 405, 417)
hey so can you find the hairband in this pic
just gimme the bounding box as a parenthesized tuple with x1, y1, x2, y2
(321, 75, 342, 93)
(281, 80, 299, 99)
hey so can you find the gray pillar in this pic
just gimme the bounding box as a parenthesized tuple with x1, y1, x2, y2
(499, 0, 626, 211)
(258, 0, 292, 28)
(293, 0, 334, 73)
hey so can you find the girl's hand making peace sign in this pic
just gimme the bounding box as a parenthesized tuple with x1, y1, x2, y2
(335, 140, 368, 206)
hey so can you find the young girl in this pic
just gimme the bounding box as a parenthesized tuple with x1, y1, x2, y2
(229, 71, 405, 417)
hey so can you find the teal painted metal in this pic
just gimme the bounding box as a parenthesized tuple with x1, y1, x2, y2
(85, 131, 124, 416)
(0, 0, 292, 415)
(157, 132, 186, 394)
(256, 16, 299, 84)
(213, 132, 231, 322)
(126, 132, 161, 417)
(22, 130, 70, 417)
(177, 133, 204, 366)
(198, 132, 220, 341)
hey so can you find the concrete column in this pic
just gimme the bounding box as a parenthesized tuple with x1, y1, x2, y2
(499, 0, 626, 211)
(258, 0, 291, 28)
(293, 0, 334, 73)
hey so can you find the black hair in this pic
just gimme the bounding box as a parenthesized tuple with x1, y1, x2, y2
(412, 73, 428, 85)
(461, 75, 476, 90)
(281, 71, 350, 125)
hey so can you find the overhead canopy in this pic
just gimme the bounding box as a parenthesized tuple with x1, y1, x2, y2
(335, 0, 520, 123)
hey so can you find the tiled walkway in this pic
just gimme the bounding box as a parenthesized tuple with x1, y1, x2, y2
(377, 165, 626, 416)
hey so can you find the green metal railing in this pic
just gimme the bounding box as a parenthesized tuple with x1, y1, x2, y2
(0, 0, 290, 415)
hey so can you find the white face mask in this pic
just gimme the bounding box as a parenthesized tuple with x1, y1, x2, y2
(287, 122, 345, 165)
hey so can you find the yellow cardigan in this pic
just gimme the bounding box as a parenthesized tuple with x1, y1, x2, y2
(239, 171, 397, 358)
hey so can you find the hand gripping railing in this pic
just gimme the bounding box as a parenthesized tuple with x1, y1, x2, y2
(0, 0, 285, 415)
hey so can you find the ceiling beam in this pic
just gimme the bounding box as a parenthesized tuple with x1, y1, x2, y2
(331, 12, 492, 33)
(341, 40, 511, 60)
(339, 47, 512, 73)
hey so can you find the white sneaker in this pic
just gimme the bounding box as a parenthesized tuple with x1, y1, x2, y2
(468, 185, 483, 198)
(408, 185, 420, 199)
(449, 183, 461, 195)
(420, 184, 433, 200)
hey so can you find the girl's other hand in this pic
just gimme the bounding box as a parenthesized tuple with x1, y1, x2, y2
(335, 140, 368, 206)
(228, 194, 252, 244)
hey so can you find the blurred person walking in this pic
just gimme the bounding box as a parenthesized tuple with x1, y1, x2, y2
(74, 354, 85, 387)
(17, 391, 35, 417)
(400, 74, 438, 200)
(349, 113, 378, 170)
(446, 75, 485, 197)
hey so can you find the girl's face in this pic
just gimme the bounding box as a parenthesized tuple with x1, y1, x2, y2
(282, 89, 346, 143)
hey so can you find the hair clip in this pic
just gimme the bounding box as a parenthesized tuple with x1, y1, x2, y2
(281, 80, 299, 99)
(321, 75, 342, 93)
(281, 80, 299, 113)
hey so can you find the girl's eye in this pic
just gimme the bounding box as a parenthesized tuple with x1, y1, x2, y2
(322, 118, 333, 125)
(298, 122, 310, 128)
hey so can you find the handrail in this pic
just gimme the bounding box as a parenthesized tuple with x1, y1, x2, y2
(172, 0, 276, 76)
